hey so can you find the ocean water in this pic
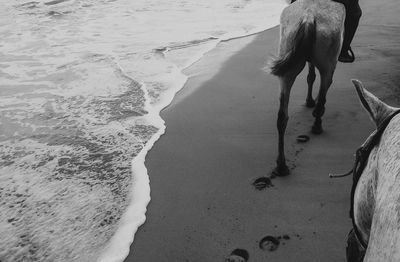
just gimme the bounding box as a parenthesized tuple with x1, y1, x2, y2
(0, 0, 286, 261)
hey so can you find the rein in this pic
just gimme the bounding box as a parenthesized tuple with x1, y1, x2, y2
(331, 109, 400, 250)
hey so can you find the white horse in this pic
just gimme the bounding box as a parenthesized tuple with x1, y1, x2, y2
(346, 80, 400, 262)
(270, 0, 345, 176)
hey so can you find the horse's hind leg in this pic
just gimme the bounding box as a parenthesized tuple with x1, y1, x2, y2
(312, 70, 334, 134)
(274, 75, 295, 176)
(306, 63, 316, 108)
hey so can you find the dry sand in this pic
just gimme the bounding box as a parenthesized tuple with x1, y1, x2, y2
(125, 0, 400, 261)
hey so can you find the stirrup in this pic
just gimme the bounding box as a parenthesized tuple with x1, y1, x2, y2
(338, 47, 355, 63)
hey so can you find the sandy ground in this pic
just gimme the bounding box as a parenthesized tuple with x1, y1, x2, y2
(124, 0, 400, 261)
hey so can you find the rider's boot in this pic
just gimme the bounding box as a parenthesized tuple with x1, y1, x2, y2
(339, 5, 362, 63)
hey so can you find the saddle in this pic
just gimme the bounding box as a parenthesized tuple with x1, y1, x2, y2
(347, 110, 400, 249)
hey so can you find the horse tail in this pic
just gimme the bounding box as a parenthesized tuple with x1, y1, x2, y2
(270, 14, 316, 77)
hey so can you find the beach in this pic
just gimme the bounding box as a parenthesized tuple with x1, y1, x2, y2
(125, 0, 400, 261)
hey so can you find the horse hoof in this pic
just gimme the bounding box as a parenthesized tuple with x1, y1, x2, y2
(311, 125, 323, 134)
(306, 99, 316, 108)
(272, 164, 290, 177)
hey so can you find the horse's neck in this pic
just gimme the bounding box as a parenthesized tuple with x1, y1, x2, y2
(363, 116, 400, 261)
(354, 147, 379, 243)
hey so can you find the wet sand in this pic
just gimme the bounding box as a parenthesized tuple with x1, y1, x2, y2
(125, 0, 400, 261)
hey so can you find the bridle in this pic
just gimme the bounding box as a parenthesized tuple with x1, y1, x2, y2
(331, 109, 400, 250)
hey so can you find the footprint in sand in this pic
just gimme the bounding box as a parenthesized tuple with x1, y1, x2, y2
(259, 235, 291, 252)
(259, 236, 280, 251)
(225, 249, 249, 262)
(252, 177, 274, 190)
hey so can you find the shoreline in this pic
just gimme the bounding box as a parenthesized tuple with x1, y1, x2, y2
(124, 0, 400, 260)
(98, 26, 277, 262)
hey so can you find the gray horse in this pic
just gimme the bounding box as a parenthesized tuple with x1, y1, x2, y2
(269, 0, 345, 176)
(345, 80, 400, 262)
